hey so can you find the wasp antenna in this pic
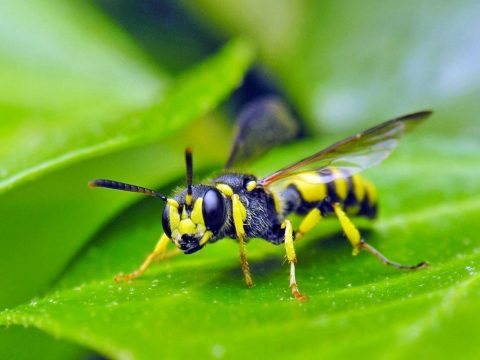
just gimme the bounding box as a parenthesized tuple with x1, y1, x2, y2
(89, 179, 168, 202)
(185, 147, 193, 206)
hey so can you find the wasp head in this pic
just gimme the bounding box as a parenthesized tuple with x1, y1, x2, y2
(162, 185, 226, 254)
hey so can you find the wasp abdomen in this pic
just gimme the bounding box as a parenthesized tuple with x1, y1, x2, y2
(280, 171, 378, 219)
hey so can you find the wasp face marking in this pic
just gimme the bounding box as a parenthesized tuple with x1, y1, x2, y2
(162, 193, 218, 254)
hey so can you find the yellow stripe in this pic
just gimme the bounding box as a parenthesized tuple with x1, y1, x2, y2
(364, 180, 377, 204)
(185, 193, 192, 206)
(169, 205, 180, 230)
(331, 168, 348, 200)
(167, 199, 179, 208)
(232, 194, 247, 236)
(290, 171, 327, 202)
(216, 183, 233, 197)
(181, 206, 188, 220)
(351, 175, 365, 203)
(179, 219, 196, 234)
(191, 198, 204, 225)
(246, 180, 256, 192)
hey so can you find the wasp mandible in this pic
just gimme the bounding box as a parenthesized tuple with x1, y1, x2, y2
(90, 98, 431, 301)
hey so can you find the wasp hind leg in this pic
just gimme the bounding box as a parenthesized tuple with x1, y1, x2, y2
(115, 233, 178, 282)
(332, 203, 428, 270)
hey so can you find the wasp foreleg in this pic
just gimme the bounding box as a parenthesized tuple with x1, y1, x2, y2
(115, 233, 175, 282)
(232, 194, 253, 287)
(332, 203, 428, 270)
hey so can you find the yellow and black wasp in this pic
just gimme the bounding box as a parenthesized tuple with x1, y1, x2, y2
(90, 98, 431, 300)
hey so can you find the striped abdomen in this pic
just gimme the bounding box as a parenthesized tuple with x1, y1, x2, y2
(279, 170, 378, 219)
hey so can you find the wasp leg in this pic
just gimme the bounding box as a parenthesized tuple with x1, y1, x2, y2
(232, 194, 253, 287)
(295, 208, 323, 240)
(332, 203, 428, 270)
(283, 219, 308, 301)
(115, 233, 173, 282)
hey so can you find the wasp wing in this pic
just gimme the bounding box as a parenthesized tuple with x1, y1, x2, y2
(225, 97, 300, 169)
(259, 110, 432, 187)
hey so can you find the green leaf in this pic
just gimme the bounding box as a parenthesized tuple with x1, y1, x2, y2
(0, 0, 253, 195)
(0, 0, 166, 192)
(1, 132, 479, 359)
(0, 327, 85, 360)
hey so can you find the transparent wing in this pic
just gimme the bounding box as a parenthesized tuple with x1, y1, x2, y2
(259, 110, 432, 187)
(225, 97, 300, 169)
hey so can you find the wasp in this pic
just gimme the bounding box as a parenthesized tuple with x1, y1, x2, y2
(90, 98, 431, 300)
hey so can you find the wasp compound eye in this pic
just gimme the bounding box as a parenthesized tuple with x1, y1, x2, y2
(162, 205, 172, 238)
(202, 189, 225, 232)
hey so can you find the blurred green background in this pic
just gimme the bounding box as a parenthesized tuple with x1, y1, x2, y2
(0, 1, 479, 359)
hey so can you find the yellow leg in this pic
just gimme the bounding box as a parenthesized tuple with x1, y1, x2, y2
(332, 203, 428, 270)
(232, 194, 253, 287)
(332, 203, 362, 255)
(115, 233, 172, 282)
(296, 208, 322, 240)
(284, 219, 308, 301)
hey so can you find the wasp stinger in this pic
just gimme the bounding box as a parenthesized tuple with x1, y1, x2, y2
(90, 98, 431, 301)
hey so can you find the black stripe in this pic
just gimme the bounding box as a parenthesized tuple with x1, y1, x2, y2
(343, 175, 357, 209)
(326, 180, 340, 203)
(358, 186, 378, 219)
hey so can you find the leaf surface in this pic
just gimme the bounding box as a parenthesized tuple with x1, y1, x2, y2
(0, 0, 253, 194)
